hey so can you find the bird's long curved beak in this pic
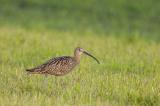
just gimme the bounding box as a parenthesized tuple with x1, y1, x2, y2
(83, 51, 100, 64)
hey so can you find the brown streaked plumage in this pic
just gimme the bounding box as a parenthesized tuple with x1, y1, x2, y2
(26, 47, 100, 76)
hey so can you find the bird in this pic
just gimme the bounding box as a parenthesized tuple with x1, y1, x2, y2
(26, 47, 100, 76)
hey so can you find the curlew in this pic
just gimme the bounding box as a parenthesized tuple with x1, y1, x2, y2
(26, 47, 100, 76)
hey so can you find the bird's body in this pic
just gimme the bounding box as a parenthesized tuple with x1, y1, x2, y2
(26, 47, 99, 76)
(26, 56, 78, 76)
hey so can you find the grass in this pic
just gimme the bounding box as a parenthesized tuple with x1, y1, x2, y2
(0, 0, 160, 106)
(0, 26, 160, 106)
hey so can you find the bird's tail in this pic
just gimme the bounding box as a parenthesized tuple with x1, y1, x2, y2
(26, 69, 34, 72)
(26, 68, 42, 74)
(26, 69, 34, 74)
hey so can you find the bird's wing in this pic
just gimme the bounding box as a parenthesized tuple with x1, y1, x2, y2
(45, 56, 74, 70)
(26, 56, 73, 74)
(44, 56, 76, 75)
(26, 57, 59, 73)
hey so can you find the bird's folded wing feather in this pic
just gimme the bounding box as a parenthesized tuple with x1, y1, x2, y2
(26, 56, 73, 73)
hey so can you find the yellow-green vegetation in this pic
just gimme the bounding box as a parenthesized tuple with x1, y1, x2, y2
(0, 0, 160, 106)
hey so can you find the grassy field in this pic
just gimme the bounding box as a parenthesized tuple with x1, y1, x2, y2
(0, 0, 160, 106)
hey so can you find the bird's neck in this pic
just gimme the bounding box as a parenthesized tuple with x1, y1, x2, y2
(74, 54, 81, 63)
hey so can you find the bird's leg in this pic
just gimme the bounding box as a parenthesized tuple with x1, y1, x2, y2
(49, 77, 58, 96)
(55, 77, 57, 86)
(43, 74, 48, 89)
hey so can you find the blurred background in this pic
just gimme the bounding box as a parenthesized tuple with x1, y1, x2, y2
(0, 0, 159, 40)
(0, 0, 160, 105)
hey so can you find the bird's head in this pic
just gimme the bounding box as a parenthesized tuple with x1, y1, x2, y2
(74, 47, 100, 64)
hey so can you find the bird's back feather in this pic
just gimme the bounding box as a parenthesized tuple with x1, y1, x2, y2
(26, 56, 77, 75)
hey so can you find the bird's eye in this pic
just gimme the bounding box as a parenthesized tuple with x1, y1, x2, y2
(79, 48, 83, 51)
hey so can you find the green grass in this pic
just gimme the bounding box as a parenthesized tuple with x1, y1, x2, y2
(0, 26, 160, 106)
(0, 0, 160, 106)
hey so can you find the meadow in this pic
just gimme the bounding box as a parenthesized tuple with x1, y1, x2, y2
(0, 0, 160, 106)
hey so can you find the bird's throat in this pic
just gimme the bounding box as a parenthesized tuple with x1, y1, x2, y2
(74, 54, 81, 63)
